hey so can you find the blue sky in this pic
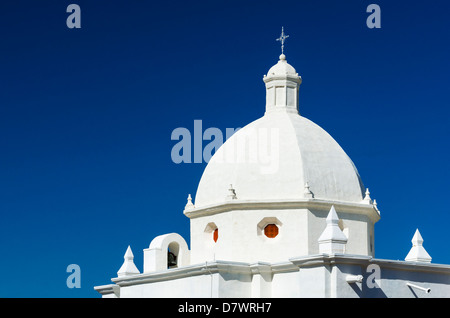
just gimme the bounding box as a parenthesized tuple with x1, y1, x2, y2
(0, 0, 449, 297)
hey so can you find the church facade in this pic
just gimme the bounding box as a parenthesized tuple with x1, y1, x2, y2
(94, 45, 450, 298)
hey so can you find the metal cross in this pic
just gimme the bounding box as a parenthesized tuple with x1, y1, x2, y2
(276, 27, 289, 54)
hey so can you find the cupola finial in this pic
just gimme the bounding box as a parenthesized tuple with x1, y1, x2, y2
(304, 181, 314, 198)
(185, 194, 195, 210)
(226, 184, 237, 201)
(362, 188, 373, 204)
(276, 27, 289, 55)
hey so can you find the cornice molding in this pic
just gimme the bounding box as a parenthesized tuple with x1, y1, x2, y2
(106, 254, 450, 290)
(184, 198, 381, 223)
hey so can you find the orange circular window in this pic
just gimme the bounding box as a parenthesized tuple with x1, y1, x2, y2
(213, 228, 218, 242)
(264, 224, 278, 238)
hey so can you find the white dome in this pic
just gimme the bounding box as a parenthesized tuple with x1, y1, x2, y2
(266, 54, 297, 76)
(194, 111, 365, 208)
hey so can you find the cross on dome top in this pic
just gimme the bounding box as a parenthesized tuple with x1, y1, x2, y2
(276, 27, 289, 55)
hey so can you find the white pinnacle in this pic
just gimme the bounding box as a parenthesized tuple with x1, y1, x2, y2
(362, 188, 373, 204)
(405, 229, 432, 263)
(117, 245, 140, 277)
(185, 194, 195, 210)
(318, 206, 348, 254)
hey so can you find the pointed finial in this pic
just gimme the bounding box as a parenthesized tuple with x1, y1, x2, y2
(373, 199, 380, 214)
(276, 27, 289, 55)
(362, 188, 373, 204)
(318, 206, 348, 254)
(185, 193, 195, 210)
(304, 181, 314, 198)
(325, 205, 341, 225)
(226, 184, 237, 201)
(117, 245, 140, 277)
(124, 245, 133, 259)
(405, 229, 432, 263)
(411, 229, 424, 245)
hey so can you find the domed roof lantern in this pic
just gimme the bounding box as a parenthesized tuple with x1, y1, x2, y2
(263, 27, 302, 115)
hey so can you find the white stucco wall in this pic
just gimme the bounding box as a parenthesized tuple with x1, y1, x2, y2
(190, 208, 309, 264)
(101, 255, 450, 298)
(119, 274, 214, 298)
(189, 202, 376, 265)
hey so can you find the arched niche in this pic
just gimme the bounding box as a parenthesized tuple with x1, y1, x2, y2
(143, 233, 190, 273)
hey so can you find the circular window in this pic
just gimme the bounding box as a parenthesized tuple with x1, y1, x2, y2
(264, 224, 278, 238)
(213, 228, 218, 242)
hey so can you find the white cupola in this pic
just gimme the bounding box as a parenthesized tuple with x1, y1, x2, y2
(263, 53, 302, 115)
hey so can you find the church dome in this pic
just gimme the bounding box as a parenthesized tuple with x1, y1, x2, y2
(194, 54, 365, 208)
(194, 112, 365, 207)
